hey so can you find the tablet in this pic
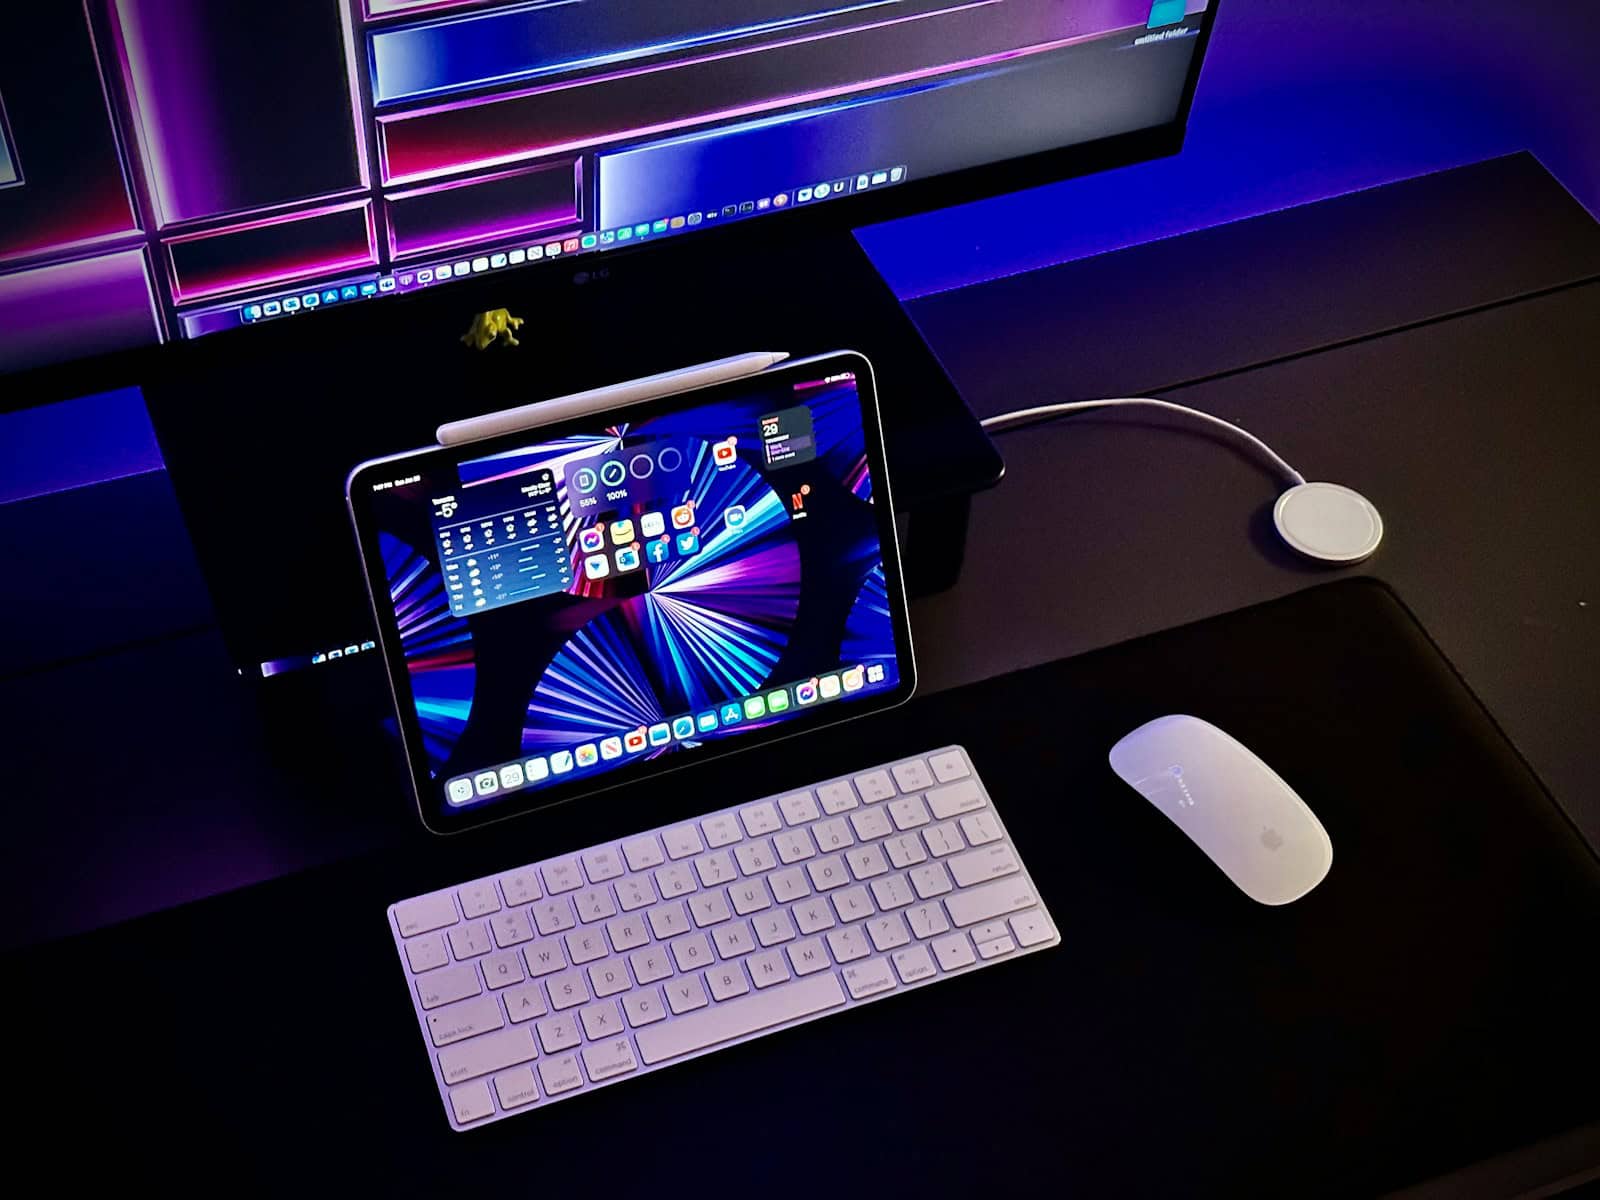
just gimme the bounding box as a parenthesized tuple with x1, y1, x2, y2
(348, 351, 915, 833)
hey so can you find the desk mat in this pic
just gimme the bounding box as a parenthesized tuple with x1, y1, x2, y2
(9, 579, 1598, 1192)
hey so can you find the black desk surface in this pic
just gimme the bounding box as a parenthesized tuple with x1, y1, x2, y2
(10, 581, 1598, 1193)
(4, 154, 1600, 1190)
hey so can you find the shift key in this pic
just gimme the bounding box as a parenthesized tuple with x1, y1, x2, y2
(945, 876, 1036, 927)
(438, 1026, 537, 1085)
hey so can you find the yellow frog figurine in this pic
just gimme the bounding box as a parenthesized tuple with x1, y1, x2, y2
(460, 308, 524, 350)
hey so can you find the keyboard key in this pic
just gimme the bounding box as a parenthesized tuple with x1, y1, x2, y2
(427, 995, 504, 1047)
(713, 920, 756, 958)
(945, 878, 1036, 927)
(449, 1080, 495, 1124)
(892, 943, 937, 984)
(754, 909, 796, 947)
(499, 870, 541, 905)
(536, 1013, 580, 1053)
(926, 780, 984, 820)
(854, 770, 895, 803)
(504, 983, 548, 1022)
(630, 947, 673, 984)
(778, 790, 821, 825)
(977, 936, 1017, 959)
(740, 801, 782, 837)
(845, 844, 889, 879)
(448, 922, 492, 960)
(418, 964, 481, 1010)
(923, 822, 965, 858)
(637, 974, 846, 1064)
(579, 1000, 624, 1040)
(701, 814, 742, 848)
(928, 749, 970, 783)
(891, 759, 934, 792)
(395, 891, 457, 937)
(884, 834, 927, 869)
(958, 812, 1003, 847)
(707, 963, 750, 1001)
(770, 867, 811, 903)
(531, 898, 576, 936)
(733, 839, 777, 875)
(666, 975, 709, 1014)
(622, 835, 665, 872)
(849, 807, 892, 842)
(870, 874, 915, 911)
(843, 956, 897, 999)
(647, 901, 689, 940)
(813, 819, 853, 852)
(793, 899, 836, 935)
(654, 863, 697, 898)
(948, 843, 1021, 888)
(583, 1036, 638, 1081)
(405, 934, 448, 973)
(490, 909, 533, 947)
(907, 902, 950, 940)
(730, 878, 771, 916)
(574, 887, 617, 923)
(774, 828, 816, 864)
(816, 781, 859, 813)
(867, 913, 910, 952)
(524, 939, 567, 976)
(482, 951, 526, 989)
(581, 847, 624, 883)
(588, 961, 631, 998)
(749, 950, 791, 988)
(787, 937, 831, 975)
(1010, 909, 1056, 948)
(931, 933, 976, 971)
(909, 862, 953, 900)
(671, 933, 714, 972)
(888, 795, 931, 830)
(541, 857, 584, 894)
(538, 1053, 584, 1096)
(494, 1065, 538, 1109)
(693, 851, 736, 887)
(616, 876, 656, 912)
(826, 925, 869, 963)
(689, 890, 732, 927)
(606, 914, 648, 952)
(547, 969, 590, 1010)
(663, 824, 705, 860)
(623, 987, 667, 1027)
(832, 886, 874, 922)
(459, 880, 502, 918)
(564, 929, 607, 965)
(438, 1026, 537, 1085)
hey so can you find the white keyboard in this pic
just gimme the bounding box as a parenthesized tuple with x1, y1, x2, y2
(388, 746, 1060, 1130)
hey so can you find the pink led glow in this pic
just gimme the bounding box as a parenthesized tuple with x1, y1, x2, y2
(385, 160, 582, 258)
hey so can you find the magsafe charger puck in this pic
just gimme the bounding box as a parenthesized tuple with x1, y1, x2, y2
(1273, 481, 1384, 564)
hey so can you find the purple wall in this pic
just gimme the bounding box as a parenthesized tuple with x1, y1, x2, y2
(860, 0, 1600, 298)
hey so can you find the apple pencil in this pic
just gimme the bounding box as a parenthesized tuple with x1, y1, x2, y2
(435, 351, 790, 446)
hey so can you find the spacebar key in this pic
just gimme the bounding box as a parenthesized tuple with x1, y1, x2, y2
(945, 877, 1037, 927)
(635, 973, 846, 1064)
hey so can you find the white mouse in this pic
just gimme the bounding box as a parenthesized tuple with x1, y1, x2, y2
(1108, 714, 1332, 905)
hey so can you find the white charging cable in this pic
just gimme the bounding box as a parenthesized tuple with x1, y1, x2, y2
(979, 397, 1387, 564)
(980, 397, 1307, 487)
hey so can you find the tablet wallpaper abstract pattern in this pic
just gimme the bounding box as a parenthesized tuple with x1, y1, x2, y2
(373, 375, 900, 804)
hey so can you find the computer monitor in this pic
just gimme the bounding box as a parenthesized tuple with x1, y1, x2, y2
(0, 1, 1218, 373)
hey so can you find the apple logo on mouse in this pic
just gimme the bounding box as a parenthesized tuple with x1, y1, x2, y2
(1260, 826, 1284, 852)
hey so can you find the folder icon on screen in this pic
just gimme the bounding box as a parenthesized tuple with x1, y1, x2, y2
(1148, 0, 1186, 28)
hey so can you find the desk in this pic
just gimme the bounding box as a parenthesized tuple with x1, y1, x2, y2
(3, 153, 1597, 1192)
